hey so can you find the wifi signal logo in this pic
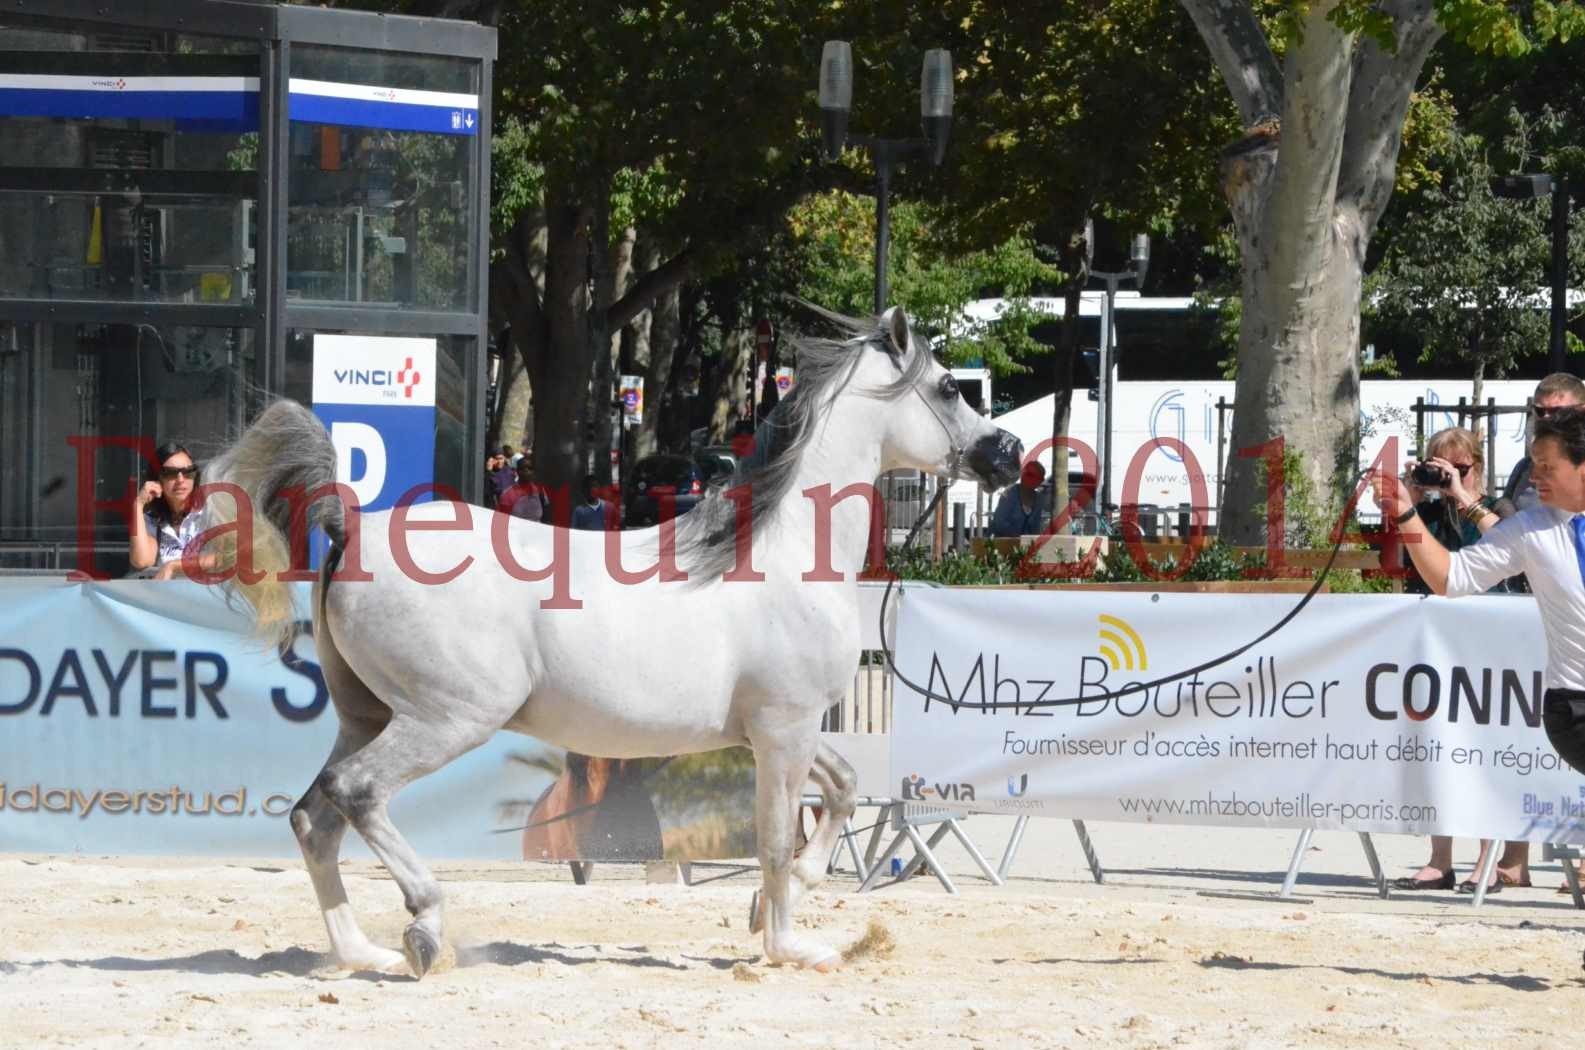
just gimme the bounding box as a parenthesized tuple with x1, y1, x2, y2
(1097, 614, 1147, 672)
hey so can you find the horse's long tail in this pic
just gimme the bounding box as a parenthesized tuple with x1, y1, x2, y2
(203, 399, 344, 647)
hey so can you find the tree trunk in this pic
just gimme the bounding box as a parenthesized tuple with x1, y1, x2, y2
(492, 352, 532, 453)
(659, 288, 703, 453)
(638, 248, 681, 459)
(530, 196, 595, 493)
(585, 189, 618, 486)
(491, 206, 547, 460)
(1186, 0, 1443, 545)
(1221, 191, 1367, 543)
(708, 326, 752, 443)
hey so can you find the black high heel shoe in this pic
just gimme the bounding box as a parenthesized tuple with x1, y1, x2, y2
(1392, 869, 1456, 890)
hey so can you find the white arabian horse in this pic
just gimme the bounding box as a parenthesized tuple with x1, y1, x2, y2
(201, 306, 1022, 977)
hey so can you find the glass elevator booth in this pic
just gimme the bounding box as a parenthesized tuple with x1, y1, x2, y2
(0, 0, 496, 574)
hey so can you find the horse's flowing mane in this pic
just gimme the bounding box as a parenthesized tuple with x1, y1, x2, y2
(675, 305, 933, 581)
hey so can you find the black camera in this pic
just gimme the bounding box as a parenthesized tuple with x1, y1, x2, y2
(1410, 463, 1449, 487)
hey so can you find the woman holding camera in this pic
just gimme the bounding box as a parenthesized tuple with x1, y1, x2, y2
(1400, 426, 1512, 595)
(129, 441, 207, 580)
(1392, 426, 1529, 893)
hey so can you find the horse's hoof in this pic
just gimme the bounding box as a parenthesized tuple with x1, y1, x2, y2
(748, 890, 764, 935)
(403, 925, 442, 979)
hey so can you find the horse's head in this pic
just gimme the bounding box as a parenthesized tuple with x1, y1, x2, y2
(867, 306, 1023, 490)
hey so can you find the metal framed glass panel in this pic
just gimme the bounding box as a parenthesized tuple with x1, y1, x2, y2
(0, 318, 260, 574)
(0, 22, 262, 305)
(285, 44, 477, 312)
(0, 2, 493, 563)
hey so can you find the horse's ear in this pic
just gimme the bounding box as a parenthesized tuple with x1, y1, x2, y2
(883, 306, 912, 356)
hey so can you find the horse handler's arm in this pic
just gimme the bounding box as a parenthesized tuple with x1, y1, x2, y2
(1373, 469, 1452, 595)
(1396, 512, 1453, 596)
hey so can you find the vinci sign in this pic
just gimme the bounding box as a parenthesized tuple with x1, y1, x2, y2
(311, 335, 437, 511)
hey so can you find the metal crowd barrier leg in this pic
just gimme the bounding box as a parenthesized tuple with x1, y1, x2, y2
(1358, 833, 1388, 898)
(1470, 840, 1503, 908)
(857, 808, 910, 893)
(997, 816, 1029, 880)
(899, 822, 953, 880)
(863, 806, 891, 870)
(825, 816, 869, 883)
(997, 818, 1104, 885)
(1280, 828, 1314, 898)
(901, 824, 958, 894)
(1074, 820, 1105, 885)
(945, 819, 1003, 887)
(1562, 854, 1584, 909)
(569, 861, 594, 885)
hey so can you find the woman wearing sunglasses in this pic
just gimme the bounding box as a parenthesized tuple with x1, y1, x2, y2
(1393, 425, 1528, 895)
(129, 442, 207, 580)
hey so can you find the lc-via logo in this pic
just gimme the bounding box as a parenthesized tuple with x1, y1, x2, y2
(332, 357, 422, 399)
(900, 773, 976, 802)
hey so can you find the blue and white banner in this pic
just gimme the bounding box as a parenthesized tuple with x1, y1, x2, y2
(288, 78, 479, 136)
(892, 588, 1585, 845)
(311, 334, 438, 512)
(0, 580, 544, 858)
(0, 580, 758, 862)
(0, 74, 479, 136)
(0, 74, 259, 129)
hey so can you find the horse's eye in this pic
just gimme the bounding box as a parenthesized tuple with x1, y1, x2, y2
(939, 374, 960, 401)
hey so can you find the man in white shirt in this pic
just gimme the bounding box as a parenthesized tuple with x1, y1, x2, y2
(1375, 405, 1585, 776)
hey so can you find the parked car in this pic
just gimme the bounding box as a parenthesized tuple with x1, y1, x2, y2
(622, 454, 706, 527)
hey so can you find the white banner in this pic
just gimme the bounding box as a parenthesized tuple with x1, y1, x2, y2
(891, 588, 1585, 844)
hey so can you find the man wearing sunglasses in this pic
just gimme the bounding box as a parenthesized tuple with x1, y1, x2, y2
(1503, 373, 1585, 513)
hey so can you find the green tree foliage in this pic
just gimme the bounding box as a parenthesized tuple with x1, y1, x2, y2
(1374, 125, 1559, 397)
(781, 191, 1061, 375)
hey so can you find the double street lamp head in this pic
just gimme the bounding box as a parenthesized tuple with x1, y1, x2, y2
(920, 48, 953, 166)
(818, 40, 954, 165)
(1130, 233, 1151, 287)
(818, 41, 852, 161)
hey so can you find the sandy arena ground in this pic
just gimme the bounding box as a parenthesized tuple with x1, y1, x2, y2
(2, 821, 1583, 1048)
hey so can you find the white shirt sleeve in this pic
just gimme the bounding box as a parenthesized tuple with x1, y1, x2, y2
(1444, 514, 1526, 597)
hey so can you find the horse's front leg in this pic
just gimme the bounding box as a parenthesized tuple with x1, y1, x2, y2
(751, 731, 840, 971)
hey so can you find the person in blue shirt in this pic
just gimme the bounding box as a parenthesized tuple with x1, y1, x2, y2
(571, 474, 615, 531)
(990, 460, 1046, 538)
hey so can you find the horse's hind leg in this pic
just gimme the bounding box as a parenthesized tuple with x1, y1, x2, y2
(751, 732, 840, 971)
(316, 714, 494, 979)
(290, 715, 405, 974)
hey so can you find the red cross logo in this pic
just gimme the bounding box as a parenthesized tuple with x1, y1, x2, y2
(395, 357, 422, 398)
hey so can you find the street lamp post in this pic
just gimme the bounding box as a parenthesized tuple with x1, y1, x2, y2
(1491, 173, 1573, 373)
(1089, 229, 1150, 517)
(819, 42, 954, 315)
